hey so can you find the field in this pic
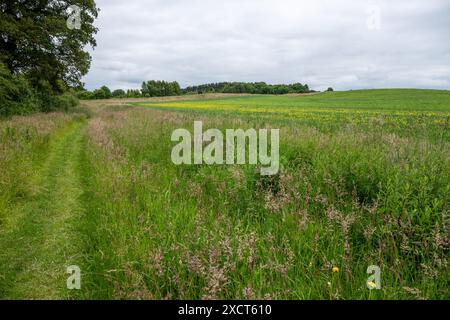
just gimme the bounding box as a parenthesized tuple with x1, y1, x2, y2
(0, 89, 449, 299)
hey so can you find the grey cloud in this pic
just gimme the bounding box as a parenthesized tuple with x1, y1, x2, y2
(83, 0, 450, 91)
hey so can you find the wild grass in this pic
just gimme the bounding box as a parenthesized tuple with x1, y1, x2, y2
(0, 90, 448, 299)
(0, 112, 84, 223)
(78, 91, 449, 299)
(0, 112, 87, 298)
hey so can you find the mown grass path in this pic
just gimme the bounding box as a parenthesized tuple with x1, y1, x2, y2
(0, 121, 86, 299)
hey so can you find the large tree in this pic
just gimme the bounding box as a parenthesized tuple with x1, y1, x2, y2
(0, 0, 98, 92)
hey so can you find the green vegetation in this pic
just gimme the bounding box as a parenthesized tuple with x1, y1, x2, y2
(0, 0, 447, 302)
(0, 118, 87, 298)
(0, 90, 448, 299)
(182, 82, 311, 95)
(139, 89, 450, 141)
(0, 1, 99, 116)
(0, 63, 39, 116)
(142, 80, 181, 97)
(0, 63, 78, 117)
(141, 89, 450, 112)
(77, 80, 182, 100)
(77, 81, 312, 100)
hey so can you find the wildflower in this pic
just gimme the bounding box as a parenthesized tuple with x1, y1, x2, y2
(403, 287, 421, 295)
(332, 266, 339, 273)
(243, 287, 255, 300)
(367, 281, 377, 289)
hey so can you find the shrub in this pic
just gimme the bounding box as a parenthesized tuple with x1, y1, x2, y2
(0, 64, 39, 117)
(0, 64, 79, 117)
(76, 90, 95, 100)
(55, 93, 79, 111)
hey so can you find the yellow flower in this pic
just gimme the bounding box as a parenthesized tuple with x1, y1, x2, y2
(332, 266, 339, 273)
(367, 281, 377, 289)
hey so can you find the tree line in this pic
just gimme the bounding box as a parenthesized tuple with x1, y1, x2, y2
(77, 80, 181, 99)
(183, 82, 311, 95)
(78, 81, 315, 100)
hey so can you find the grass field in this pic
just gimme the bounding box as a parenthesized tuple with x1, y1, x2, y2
(138, 89, 449, 141)
(0, 89, 449, 299)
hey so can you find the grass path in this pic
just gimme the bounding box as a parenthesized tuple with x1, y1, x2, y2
(0, 120, 87, 299)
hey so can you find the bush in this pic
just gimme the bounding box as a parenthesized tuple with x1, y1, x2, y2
(39, 93, 78, 113)
(0, 64, 39, 117)
(0, 64, 79, 117)
(76, 90, 95, 100)
(55, 93, 79, 111)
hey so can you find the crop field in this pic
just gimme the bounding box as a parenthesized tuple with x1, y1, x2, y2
(0, 89, 449, 299)
(139, 89, 449, 140)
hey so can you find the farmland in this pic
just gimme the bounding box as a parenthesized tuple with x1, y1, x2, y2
(138, 89, 449, 141)
(0, 89, 449, 299)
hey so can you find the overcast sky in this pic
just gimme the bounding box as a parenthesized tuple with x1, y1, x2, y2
(82, 0, 450, 91)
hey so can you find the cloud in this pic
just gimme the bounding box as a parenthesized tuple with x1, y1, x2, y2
(82, 0, 450, 91)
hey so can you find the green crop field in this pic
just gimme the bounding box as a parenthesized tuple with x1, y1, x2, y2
(138, 89, 450, 138)
(0, 89, 449, 299)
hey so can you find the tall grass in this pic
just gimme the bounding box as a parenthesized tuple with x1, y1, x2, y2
(78, 99, 449, 299)
(0, 112, 85, 223)
(0, 91, 447, 299)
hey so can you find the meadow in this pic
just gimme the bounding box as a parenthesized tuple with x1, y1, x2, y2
(0, 89, 449, 299)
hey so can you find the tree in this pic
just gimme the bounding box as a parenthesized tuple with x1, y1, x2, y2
(168, 81, 181, 96)
(0, 1, 99, 93)
(76, 89, 94, 100)
(326, 87, 334, 92)
(141, 81, 149, 97)
(92, 86, 111, 99)
(112, 89, 125, 98)
(93, 89, 105, 99)
(100, 86, 111, 98)
(126, 89, 141, 98)
(141, 80, 181, 97)
(181, 82, 312, 95)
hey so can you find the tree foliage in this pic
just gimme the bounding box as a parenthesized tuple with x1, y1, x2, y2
(112, 89, 125, 98)
(182, 82, 311, 95)
(0, 0, 98, 91)
(79, 81, 182, 100)
(0, 63, 38, 116)
(78, 80, 314, 100)
(141, 80, 181, 97)
(0, 1, 98, 116)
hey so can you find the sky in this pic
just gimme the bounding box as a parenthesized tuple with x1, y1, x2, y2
(82, 0, 450, 91)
